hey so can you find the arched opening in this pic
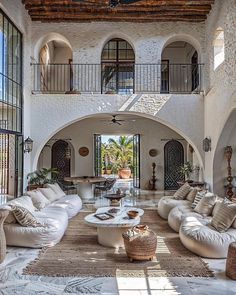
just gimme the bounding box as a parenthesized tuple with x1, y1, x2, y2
(101, 38, 135, 94)
(33, 36, 73, 93)
(164, 140, 184, 190)
(35, 113, 203, 194)
(214, 27, 225, 70)
(161, 41, 200, 93)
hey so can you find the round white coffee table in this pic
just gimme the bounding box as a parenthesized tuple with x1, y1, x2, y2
(84, 207, 144, 248)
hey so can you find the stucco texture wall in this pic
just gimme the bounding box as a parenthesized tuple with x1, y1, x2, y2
(204, 0, 236, 194)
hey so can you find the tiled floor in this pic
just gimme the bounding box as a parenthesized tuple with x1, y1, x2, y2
(0, 191, 236, 294)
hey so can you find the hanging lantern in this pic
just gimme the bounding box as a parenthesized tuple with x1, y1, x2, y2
(65, 144, 71, 159)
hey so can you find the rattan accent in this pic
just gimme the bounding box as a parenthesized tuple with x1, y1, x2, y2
(226, 242, 236, 280)
(123, 225, 157, 262)
(0, 209, 9, 263)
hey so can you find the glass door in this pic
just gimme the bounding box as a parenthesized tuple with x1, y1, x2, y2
(133, 134, 140, 188)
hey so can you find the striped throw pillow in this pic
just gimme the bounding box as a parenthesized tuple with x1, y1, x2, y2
(191, 191, 206, 208)
(173, 183, 191, 200)
(186, 187, 199, 203)
(211, 200, 236, 232)
(11, 205, 43, 227)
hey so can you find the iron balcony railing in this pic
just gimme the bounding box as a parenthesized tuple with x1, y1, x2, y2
(31, 63, 203, 95)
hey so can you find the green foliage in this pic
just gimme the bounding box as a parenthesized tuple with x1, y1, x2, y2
(27, 168, 59, 185)
(179, 161, 193, 180)
(101, 136, 133, 171)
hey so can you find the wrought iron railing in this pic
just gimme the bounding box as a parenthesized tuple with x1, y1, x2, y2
(31, 63, 203, 94)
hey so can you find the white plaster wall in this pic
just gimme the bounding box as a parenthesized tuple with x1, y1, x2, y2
(30, 93, 204, 176)
(38, 116, 187, 190)
(30, 21, 205, 65)
(204, 0, 236, 193)
(0, 0, 32, 187)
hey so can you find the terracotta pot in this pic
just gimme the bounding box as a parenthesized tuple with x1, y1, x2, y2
(118, 168, 131, 179)
(106, 169, 112, 175)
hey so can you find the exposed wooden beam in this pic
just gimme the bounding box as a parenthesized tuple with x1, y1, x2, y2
(22, 0, 214, 23)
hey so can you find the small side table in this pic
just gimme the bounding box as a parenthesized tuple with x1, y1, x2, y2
(0, 209, 9, 264)
(226, 242, 236, 280)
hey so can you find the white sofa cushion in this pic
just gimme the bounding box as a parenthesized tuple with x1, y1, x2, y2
(179, 215, 236, 258)
(4, 206, 68, 248)
(194, 192, 216, 216)
(173, 183, 191, 200)
(46, 183, 65, 199)
(211, 200, 236, 232)
(38, 187, 58, 202)
(168, 204, 204, 232)
(26, 190, 50, 210)
(50, 194, 82, 218)
(158, 196, 191, 220)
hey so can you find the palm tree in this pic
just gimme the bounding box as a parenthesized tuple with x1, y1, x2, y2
(108, 136, 133, 169)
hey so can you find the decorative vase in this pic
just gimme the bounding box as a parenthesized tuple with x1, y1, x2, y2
(118, 168, 131, 179)
(0, 209, 9, 263)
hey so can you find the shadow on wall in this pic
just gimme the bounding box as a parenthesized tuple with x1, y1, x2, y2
(213, 108, 236, 196)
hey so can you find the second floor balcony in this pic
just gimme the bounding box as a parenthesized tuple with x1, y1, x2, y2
(31, 63, 203, 95)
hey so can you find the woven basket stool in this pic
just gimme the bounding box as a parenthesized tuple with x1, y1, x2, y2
(226, 242, 236, 280)
(122, 225, 157, 262)
(0, 209, 9, 264)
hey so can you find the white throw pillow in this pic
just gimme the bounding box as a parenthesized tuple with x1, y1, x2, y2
(194, 192, 216, 216)
(26, 190, 51, 210)
(8, 195, 37, 212)
(46, 183, 65, 199)
(38, 187, 58, 202)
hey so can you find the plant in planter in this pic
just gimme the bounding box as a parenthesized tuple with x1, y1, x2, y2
(108, 136, 133, 179)
(179, 161, 194, 182)
(27, 168, 59, 190)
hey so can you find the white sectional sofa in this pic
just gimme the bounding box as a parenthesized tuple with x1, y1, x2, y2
(2, 186, 82, 248)
(158, 187, 236, 258)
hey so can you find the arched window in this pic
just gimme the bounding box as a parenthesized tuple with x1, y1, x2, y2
(101, 38, 135, 94)
(214, 27, 225, 70)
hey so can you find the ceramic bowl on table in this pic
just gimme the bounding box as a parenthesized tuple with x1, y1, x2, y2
(127, 210, 139, 219)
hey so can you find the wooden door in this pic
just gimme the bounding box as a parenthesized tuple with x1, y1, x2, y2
(164, 140, 184, 190)
(52, 140, 70, 182)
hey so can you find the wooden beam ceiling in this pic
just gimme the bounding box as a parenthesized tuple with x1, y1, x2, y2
(22, 0, 215, 23)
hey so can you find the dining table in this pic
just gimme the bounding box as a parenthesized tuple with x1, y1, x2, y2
(64, 176, 106, 200)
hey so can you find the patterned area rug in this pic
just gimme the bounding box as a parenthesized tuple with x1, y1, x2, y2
(23, 209, 214, 277)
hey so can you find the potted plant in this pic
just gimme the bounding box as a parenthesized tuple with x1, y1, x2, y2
(179, 161, 194, 182)
(105, 163, 113, 175)
(27, 167, 59, 190)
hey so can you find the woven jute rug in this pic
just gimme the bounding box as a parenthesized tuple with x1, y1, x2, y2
(23, 209, 214, 277)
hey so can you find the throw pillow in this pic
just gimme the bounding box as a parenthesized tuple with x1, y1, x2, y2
(191, 190, 206, 209)
(38, 187, 58, 202)
(8, 195, 37, 212)
(186, 187, 199, 203)
(46, 183, 65, 199)
(11, 205, 43, 227)
(26, 190, 50, 210)
(194, 192, 217, 215)
(173, 182, 191, 200)
(211, 200, 236, 232)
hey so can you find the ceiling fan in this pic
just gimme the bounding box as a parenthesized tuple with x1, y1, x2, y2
(101, 115, 136, 125)
(73, 0, 143, 8)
